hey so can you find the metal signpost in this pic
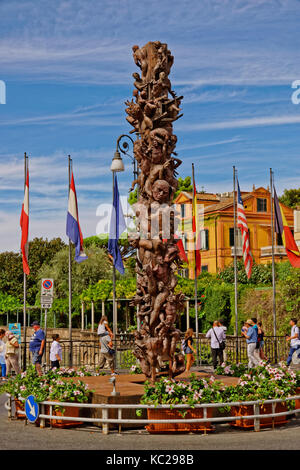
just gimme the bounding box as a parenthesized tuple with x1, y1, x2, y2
(41, 279, 54, 362)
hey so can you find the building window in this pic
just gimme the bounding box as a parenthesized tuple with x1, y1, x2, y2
(276, 232, 283, 246)
(200, 229, 209, 250)
(257, 198, 267, 212)
(230, 227, 249, 247)
(201, 265, 208, 272)
(180, 204, 185, 219)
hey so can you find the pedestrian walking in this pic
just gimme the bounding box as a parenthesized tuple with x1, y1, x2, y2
(29, 321, 45, 376)
(286, 318, 300, 366)
(0, 329, 7, 380)
(183, 328, 196, 372)
(218, 319, 227, 362)
(241, 319, 259, 368)
(3, 330, 21, 376)
(257, 321, 266, 360)
(99, 332, 116, 375)
(206, 321, 226, 370)
(50, 334, 62, 369)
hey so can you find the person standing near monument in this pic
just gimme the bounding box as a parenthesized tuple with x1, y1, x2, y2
(29, 321, 45, 376)
(206, 321, 226, 370)
(50, 334, 62, 369)
(286, 318, 300, 366)
(241, 319, 259, 368)
(3, 329, 21, 376)
(183, 328, 196, 373)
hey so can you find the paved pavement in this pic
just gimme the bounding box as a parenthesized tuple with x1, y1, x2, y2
(1, 393, 300, 451)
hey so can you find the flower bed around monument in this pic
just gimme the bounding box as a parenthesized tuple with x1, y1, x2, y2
(139, 374, 223, 433)
(137, 362, 300, 432)
(0, 365, 94, 427)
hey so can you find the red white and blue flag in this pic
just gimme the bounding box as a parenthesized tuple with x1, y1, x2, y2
(66, 172, 88, 263)
(108, 174, 126, 274)
(20, 168, 30, 275)
(237, 180, 253, 279)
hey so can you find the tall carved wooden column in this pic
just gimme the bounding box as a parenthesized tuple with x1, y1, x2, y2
(127, 42, 185, 383)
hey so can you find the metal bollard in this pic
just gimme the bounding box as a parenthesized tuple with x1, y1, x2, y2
(39, 404, 45, 428)
(254, 404, 260, 432)
(102, 408, 109, 435)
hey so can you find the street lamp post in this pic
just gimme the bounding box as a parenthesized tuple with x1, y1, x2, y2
(110, 134, 139, 338)
(110, 144, 125, 340)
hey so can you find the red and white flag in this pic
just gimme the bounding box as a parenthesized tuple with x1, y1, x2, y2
(237, 179, 253, 279)
(20, 168, 30, 275)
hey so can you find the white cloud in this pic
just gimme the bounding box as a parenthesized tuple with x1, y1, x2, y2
(177, 114, 300, 131)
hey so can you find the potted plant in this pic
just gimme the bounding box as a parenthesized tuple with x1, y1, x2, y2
(140, 374, 223, 433)
(46, 378, 92, 428)
(1, 365, 93, 427)
(223, 361, 297, 429)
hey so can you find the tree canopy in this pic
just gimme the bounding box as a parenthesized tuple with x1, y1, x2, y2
(279, 188, 300, 209)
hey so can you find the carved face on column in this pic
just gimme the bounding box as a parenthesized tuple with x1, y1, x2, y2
(152, 180, 170, 203)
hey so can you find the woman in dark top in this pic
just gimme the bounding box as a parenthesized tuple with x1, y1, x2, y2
(183, 328, 196, 372)
(257, 321, 266, 360)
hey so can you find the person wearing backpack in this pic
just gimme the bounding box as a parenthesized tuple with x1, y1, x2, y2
(286, 318, 300, 366)
(183, 328, 196, 372)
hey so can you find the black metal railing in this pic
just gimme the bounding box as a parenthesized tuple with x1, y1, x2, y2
(19, 334, 290, 371)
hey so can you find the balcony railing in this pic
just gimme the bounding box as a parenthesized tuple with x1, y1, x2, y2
(260, 246, 287, 257)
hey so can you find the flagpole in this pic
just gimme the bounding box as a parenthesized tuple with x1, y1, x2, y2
(192, 163, 199, 366)
(112, 172, 117, 340)
(270, 168, 277, 362)
(68, 155, 73, 367)
(23, 152, 28, 371)
(233, 166, 239, 362)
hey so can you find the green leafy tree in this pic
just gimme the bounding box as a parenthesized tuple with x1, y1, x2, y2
(279, 188, 300, 209)
(0, 237, 66, 305)
(173, 176, 193, 200)
(37, 245, 112, 302)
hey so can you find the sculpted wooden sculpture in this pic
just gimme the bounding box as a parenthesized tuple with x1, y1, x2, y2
(127, 42, 185, 383)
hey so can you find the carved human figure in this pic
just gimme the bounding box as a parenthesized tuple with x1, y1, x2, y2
(132, 45, 148, 79)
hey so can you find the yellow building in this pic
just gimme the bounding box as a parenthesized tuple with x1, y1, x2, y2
(174, 186, 295, 278)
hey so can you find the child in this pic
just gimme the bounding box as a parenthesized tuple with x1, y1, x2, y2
(97, 316, 113, 338)
(50, 334, 62, 369)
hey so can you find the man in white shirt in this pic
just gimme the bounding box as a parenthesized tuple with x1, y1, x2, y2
(206, 321, 226, 370)
(286, 318, 300, 366)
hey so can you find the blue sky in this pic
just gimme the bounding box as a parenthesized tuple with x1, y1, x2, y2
(0, 0, 300, 251)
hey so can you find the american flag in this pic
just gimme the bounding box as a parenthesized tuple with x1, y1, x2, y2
(237, 180, 253, 279)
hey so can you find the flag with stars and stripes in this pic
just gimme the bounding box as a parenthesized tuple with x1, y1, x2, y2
(237, 180, 253, 279)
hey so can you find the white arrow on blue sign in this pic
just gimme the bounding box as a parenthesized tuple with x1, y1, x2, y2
(25, 395, 39, 423)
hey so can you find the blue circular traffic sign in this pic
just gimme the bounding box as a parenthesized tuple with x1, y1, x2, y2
(42, 280, 53, 290)
(25, 395, 39, 423)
